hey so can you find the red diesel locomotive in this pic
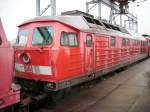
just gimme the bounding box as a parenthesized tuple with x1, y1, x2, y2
(0, 19, 20, 110)
(14, 11, 148, 94)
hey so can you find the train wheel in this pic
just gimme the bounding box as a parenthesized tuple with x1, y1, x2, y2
(51, 90, 65, 103)
(64, 87, 72, 98)
(51, 87, 72, 103)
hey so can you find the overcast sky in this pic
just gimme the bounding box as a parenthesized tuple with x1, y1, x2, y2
(0, 0, 150, 41)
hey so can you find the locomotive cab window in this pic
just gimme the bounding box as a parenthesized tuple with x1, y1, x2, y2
(16, 29, 28, 46)
(86, 35, 92, 47)
(110, 36, 116, 47)
(32, 26, 54, 45)
(60, 32, 78, 47)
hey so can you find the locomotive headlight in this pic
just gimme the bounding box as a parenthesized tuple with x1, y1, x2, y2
(22, 53, 30, 64)
(45, 82, 56, 90)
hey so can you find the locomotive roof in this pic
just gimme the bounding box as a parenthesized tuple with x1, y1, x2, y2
(19, 16, 89, 30)
(19, 16, 146, 41)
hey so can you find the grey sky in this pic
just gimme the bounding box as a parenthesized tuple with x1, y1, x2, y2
(0, 0, 150, 41)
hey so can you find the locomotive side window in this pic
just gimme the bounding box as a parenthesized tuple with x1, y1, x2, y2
(126, 39, 130, 46)
(60, 31, 68, 46)
(122, 38, 126, 46)
(60, 32, 78, 47)
(134, 40, 136, 46)
(68, 33, 78, 46)
(16, 29, 28, 46)
(86, 35, 92, 47)
(32, 26, 54, 45)
(110, 36, 116, 47)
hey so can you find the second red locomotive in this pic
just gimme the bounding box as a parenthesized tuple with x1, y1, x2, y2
(0, 19, 20, 111)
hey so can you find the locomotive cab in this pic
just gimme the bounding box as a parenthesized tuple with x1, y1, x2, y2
(15, 21, 57, 91)
(14, 17, 81, 91)
(15, 23, 55, 79)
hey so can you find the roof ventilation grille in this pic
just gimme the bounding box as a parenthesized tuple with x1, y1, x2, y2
(61, 10, 94, 18)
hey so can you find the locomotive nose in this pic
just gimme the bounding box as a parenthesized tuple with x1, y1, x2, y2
(15, 49, 53, 78)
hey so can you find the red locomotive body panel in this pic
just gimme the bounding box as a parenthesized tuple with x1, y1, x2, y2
(0, 19, 20, 109)
(145, 37, 150, 55)
(14, 16, 148, 91)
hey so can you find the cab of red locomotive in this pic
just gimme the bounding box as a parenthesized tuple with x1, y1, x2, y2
(0, 19, 20, 110)
(15, 16, 84, 91)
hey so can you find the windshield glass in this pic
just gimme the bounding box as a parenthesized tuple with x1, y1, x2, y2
(16, 29, 28, 46)
(32, 26, 54, 45)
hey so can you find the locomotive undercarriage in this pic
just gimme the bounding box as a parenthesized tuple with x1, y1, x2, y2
(14, 78, 48, 111)
(14, 78, 69, 111)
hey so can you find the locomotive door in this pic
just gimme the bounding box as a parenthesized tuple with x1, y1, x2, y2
(84, 34, 94, 74)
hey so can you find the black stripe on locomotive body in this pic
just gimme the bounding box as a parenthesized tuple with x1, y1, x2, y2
(14, 11, 148, 92)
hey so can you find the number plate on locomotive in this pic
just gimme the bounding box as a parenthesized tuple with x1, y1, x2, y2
(24, 65, 32, 72)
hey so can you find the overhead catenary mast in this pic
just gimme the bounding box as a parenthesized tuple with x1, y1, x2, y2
(86, 0, 138, 32)
(35, 0, 142, 32)
(36, 0, 56, 16)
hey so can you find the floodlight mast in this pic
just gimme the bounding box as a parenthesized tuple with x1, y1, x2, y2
(36, 0, 40, 16)
(35, 0, 138, 32)
(36, 0, 56, 16)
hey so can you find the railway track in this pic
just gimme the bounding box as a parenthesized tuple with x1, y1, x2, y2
(25, 58, 150, 112)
